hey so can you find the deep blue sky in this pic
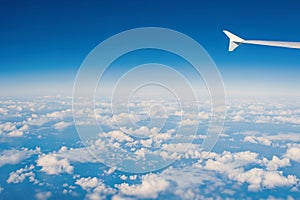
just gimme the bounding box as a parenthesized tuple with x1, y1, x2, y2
(1, 0, 300, 95)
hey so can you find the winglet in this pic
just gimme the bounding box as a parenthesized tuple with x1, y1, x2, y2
(223, 30, 244, 51)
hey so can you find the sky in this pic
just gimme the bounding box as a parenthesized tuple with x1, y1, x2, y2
(1, 0, 300, 96)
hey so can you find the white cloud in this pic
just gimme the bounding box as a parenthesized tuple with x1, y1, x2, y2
(0, 147, 40, 167)
(53, 121, 73, 130)
(285, 146, 300, 162)
(120, 175, 127, 180)
(129, 175, 137, 180)
(199, 150, 298, 191)
(36, 154, 73, 175)
(203, 151, 259, 174)
(0, 122, 29, 137)
(85, 183, 115, 200)
(116, 173, 169, 198)
(35, 191, 52, 200)
(27, 109, 72, 126)
(120, 126, 160, 138)
(75, 177, 115, 200)
(46, 109, 72, 119)
(232, 168, 298, 191)
(105, 130, 133, 143)
(263, 156, 290, 171)
(267, 133, 300, 142)
(57, 146, 97, 163)
(244, 135, 272, 146)
(76, 177, 99, 191)
(7, 165, 38, 184)
(180, 119, 199, 126)
(35, 146, 97, 176)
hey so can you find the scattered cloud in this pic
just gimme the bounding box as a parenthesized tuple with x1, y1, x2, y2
(0, 122, 29, 137)
(7, 165, 38, 184)
(36, 154, 73, 175)
(0, 147, 40, 167)
(244, 135, 272, 146)
(285, 146, 300, 162)
(116, 173, 169, 198)
(76, 177, 99, 191)
(35, 191, 52, 200)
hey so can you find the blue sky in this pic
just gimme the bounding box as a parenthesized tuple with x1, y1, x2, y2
(1, 0, 300, 96)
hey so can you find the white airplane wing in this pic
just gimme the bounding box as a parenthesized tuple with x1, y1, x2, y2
(223, 30, 300, 51)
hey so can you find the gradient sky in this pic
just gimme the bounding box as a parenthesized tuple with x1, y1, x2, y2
(1, 0, 300, 96)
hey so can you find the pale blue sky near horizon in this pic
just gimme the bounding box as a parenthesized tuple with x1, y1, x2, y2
(1, 0, 300, 96)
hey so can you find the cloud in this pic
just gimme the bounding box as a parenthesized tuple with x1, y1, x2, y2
(0, 108, 8, 115)
(36, 154, 73, 175)
(267, 133, 300, 142)
(262, 156, 290, 171)
(53, 121, 73, 130)
(285, 146, 300, 162)
(7, 165, 38, 184)
(35, 191, 52, 200)
(76, 177, 115, 199)
(199, 150, 298, 191)
(46, 109, 72, 119)
(180, 119, 199, 126)
(203, 151, 259, 173)
(85, 184, 115, 200)
(56, 146, 97, 163)
(232, 168, 298, 191)
(116, 173, 169, 198)
(244, 135, 272, 146)
(76, 177, 99, 191)
(27, 109, 72, 126)
(0, 122, 29, 137)
(104, 130, 133, 143)
(0, 147, 40, 167)
(35, 146, 97, 176)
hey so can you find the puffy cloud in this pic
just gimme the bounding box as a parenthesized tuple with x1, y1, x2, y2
(120, 175, 128, 180)
(263, 156, 290, 171)
(7, 165, 38, 184)
(36, 154, 73, 175)
(203, 151, 259, 174)
(200, 150, 297, 191)
(0, 122, 29, 137)
(129, 175, 137, 180)
(75, 177, 115, 200)
(27, 109, 72, 126)
(116, 173, 169, 198)
(233, 168, 298, 191)
(104, 130, 133, 143)
(36, 146, 97, 176)
(35, 191, 52, 200)
(56, 146, 97, 163)
(121, 126, 159, 137)
(244, 135, 272, 146)
(46, 109, 72, 119)
(76, 177, 99, 191)
(0, 147, 40, 167)
(85, 184, 115, 200)
(285, 146, 300, 162)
